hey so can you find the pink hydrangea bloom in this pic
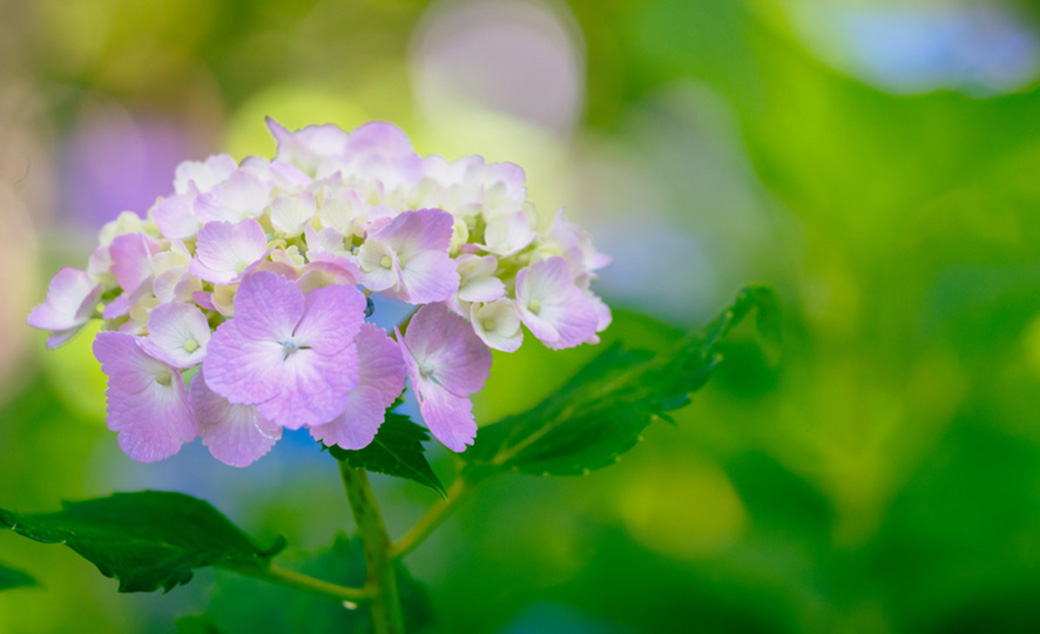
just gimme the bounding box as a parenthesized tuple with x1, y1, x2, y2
(397, 303, 492, 452)
(31, 118, 613, 463)
(202, 271, 366, 429)
(27, 268, 101, 348)
(356, 209, 459, 304)
(515, 256, 599, 350)
(190, 369, 282, 468)
(310, 323, 406, 450)
(93, 332, 197, 462)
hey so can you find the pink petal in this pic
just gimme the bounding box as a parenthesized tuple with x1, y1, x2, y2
(173, 154, 237, 195)
(404, 303, 492, 396)
(153, 195, 200, 240)
(139, 302, 212, 369)
(293, 283, 366, 354)
(515, 256, 599, 349)
(190, 370, 281, 468)
(110, 233, 161, 291)
(398, 249, 460, 304)
(357, 240, 401, 292)
(482, 210, 534, 256)
(202, 321, 286, 407)
(253, 341, 359, 429)
(195, 171, 272, 223)
(345, 122, 414, 159)
(93, 332, 196, 463)
(471, 299, 523, 353)
(309, 323, 407, 449)
(27, 268, 100, 332)
(226, 271, 304, 342)
(190, 219, 268, 285)
(414, 375, 477, 453)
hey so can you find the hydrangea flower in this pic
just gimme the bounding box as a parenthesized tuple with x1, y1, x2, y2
(28, 119, 612, 464)
(202, 271, 365, 429)
(397, 304, 492, 452)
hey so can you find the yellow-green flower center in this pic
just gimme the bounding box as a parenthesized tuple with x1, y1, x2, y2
(156, 370, 174, 387)
(380, 255, 393, 269)
(183, 338, 199, 353)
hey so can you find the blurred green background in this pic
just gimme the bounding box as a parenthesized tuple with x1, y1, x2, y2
(3, 0, 1040, 632)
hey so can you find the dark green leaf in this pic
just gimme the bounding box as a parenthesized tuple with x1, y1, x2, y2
(0, 491, 285, 593)
(182, 534, 434, 634)
(464, 285, 780, 476)
(0, 561, 36, 591)
(328, 413, 446, 497)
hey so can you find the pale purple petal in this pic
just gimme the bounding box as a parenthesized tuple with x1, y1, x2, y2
(195, 171, 271, 223)
(173, 154, 237, 195)
(139, 302, 212, 368)
(110, 233, 161, 291)
(310, 324, 405, 450)
(296, 260, 362, 293)
(356, 239, 401, 292)
(515, 256, 599, 349)
(269, 191, 316, 236)
(231, 270, 307, 337)
(202, 320, 287, 406)
(482, 210, 534, 256)
(203, 273, 365, 429)
(102, 278, 152, 320)
(27, 268, 100, 332)
(253, 342, 359, 429)
(471, 299, 523, 353)
(190, 370, 281, 468)
(93, 332, 196, 462)
(456, 254, 505, 304)
(365, 209, 459, 303)
(292, 283, 366, 354)
(378, 208, 454, 261)
(190, 219, 269, 285)
(153, 195, 200, 240)
(404, 303, 492, 396)
(411, 373, 476, 453)
(345, 122, 414, 159)
(398, 249, 460, 304)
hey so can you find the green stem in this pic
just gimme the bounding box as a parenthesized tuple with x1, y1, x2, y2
(225, 562, 373, 605)
(339, 462, 406, 634)
(390, 477, 468, 560)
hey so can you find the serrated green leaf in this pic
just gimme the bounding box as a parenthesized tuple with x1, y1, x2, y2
(0, 491, 285, 593)
(328, 413, 446, 497)
(0, 561, 36, 591)
(464, 285, 780, 476)
(182, 534, 434, 634)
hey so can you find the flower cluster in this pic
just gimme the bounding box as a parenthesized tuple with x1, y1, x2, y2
(28, 119, 611, 466)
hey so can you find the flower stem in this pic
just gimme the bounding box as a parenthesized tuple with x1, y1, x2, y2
(390, 477, 469, 560)
(225, 562, 373, 604)
(339, 462, 406, 634)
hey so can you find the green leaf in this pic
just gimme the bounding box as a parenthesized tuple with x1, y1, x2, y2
(464, 285, 780, 476)
(0, 491, 285, 593)
(0, 561, 36, 591)
(328, 412, 446, 497)
(182, 534, 434, 634)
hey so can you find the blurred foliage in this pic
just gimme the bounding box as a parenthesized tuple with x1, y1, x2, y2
(2, 0, 1040, 633)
